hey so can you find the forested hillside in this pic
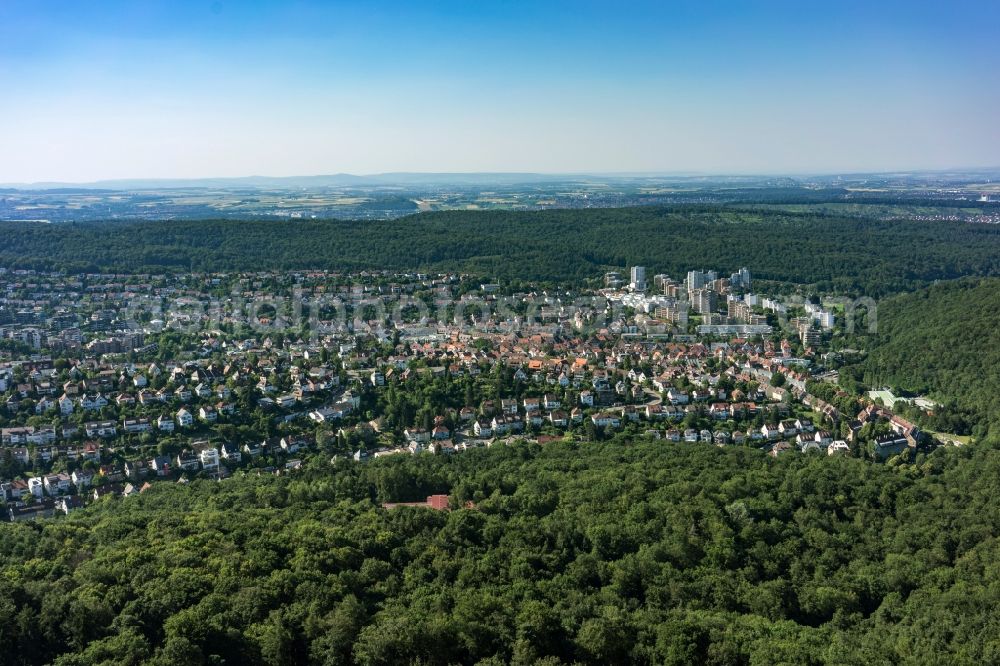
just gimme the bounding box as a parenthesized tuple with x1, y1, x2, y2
(4, 438, 1000, 665)
(862, 278, 1000, 438)
(3, 207, 1000, 295)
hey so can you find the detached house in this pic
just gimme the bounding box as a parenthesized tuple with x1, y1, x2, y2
(199, 448, 220, 471)
(221, 442, 242, 463)
(474, 418, 493, 438)
(828, 440, 850, 455)
(43, 473, 71, 496)
(666, 389, 689, 405)
(71, 470, 94, 488)
(122, 417, 153, 434)
(85, 421, 117, 438)
(709, 403, 730, 420)
(591, 413, 621, 428)
(761, 424, 781, 440)
(28, 477, 44, 498)
(242, 441, 263, 458)
(281, 436, 312, 453)
(176, 408, 194, 428)
(79, 393, 108, 411)
(176, 452, 200, 471)
(549, 410, 569, 427)
(58, 394, 75, 415)
(151, 456, 172, 476)
(125, 459, 150, 479)
(81, 441, 101, 462)
(778, 419, 799, 436)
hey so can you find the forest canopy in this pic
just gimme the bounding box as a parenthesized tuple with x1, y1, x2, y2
(860, 277, 1000, 438)
(2, 207, 999, 295)
(3, 437, 1000, 665)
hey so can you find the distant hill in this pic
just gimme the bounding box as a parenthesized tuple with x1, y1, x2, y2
(4, 167, 999, 191)
(0, 172, 610, 190)
(1, 206, 999, 295)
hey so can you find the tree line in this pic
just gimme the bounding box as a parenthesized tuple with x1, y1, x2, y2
(2, 206, 999, 296)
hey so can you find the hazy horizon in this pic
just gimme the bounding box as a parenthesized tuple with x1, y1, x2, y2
(5, 167, 1000, 190)
(2, 0, 998, 183)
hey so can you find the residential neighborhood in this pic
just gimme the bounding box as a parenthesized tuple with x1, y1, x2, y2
(0, 265, 932, 521)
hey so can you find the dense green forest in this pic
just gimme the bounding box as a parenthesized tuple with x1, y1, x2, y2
(3, 207, 1000, 295)
(860, 278, 1000, 438)
(3, 438, 1000, 665)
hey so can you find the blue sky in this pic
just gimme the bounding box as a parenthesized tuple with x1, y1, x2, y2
(1, 0, 998, 181)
